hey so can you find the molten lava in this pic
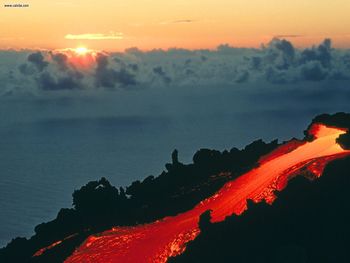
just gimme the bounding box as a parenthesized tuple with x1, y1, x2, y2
(58, 124, 349, 263)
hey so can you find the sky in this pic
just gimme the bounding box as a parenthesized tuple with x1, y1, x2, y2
(1, 0, 350, 51)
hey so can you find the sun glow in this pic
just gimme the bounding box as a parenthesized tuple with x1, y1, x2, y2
(53, 46, 99, 68)
(75, 46, 89, 55)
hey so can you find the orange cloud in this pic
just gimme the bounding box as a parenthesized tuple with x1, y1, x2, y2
(65, 32, 123, 40)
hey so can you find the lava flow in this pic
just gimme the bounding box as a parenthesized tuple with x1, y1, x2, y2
(63, 124, 350, 263)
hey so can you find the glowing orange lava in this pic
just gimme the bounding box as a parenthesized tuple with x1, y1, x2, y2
(33, 233, 78, 257)
(59, 124, 349, 263)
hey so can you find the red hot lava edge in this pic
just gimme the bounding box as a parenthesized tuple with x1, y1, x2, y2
(34, 123, 350, 263)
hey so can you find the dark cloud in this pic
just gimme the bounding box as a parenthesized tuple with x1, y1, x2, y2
(262, 39, 295, 70)
(343, 54, 350, 68)
(95, 53, 136, 88)
(248, 38, 348, 83)
(250, 56, 262, 70)
(95, 56, 117, 88)
(115, 69, 137, 86)
(38, 72, 81, 90)
(200, 56, 208, 62)
(153, 66, 171, 84)
(128, 63, 139, 72)
(18, 64, 35, 75)
(274, 39, 295, 60)
(51, 52, 69, 71)
(2, 38, 350, 95)
(265, 67, 288, 84)
(300, 39, 332, 68)
(27, 52, 49, 72)
(300, 61, 328, 81)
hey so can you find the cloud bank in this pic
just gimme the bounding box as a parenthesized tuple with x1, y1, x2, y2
(0, 38, 349, 96)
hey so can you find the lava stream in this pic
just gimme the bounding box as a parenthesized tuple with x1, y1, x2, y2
(64, 124, 350, 263)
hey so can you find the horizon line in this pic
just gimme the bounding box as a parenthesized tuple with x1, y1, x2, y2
(1, 37, 349, 53)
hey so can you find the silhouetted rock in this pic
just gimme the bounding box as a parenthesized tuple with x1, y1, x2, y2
(170, 156, 350, 263)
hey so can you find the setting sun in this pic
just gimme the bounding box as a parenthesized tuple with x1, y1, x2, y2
(75, 47, 88, 55)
